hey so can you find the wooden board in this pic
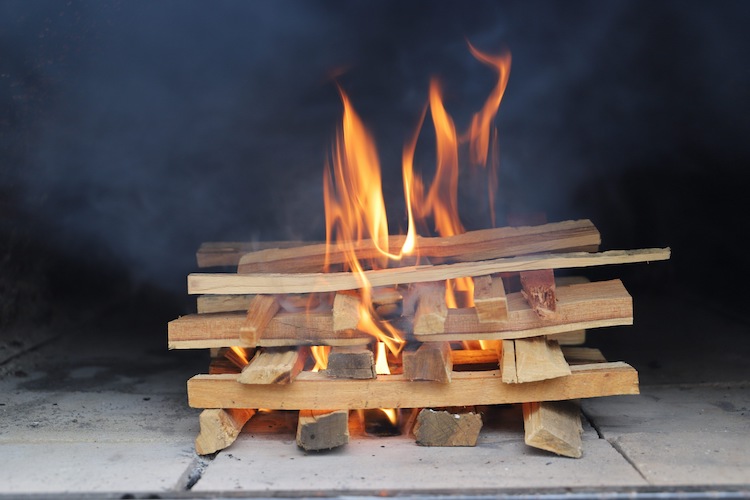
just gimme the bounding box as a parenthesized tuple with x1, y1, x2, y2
(187, 362, 639, 410)
(189, 248, 670, 295)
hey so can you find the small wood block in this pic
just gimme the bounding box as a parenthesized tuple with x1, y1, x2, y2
(562, 347, 607, 365)
(473, 275, 508, 322)
(500, 340, 518, 383)
(514, 337, 571, 383)
(523, 401, 583, 458)
(325, 345, 376, 379)
(332, 291, 361, 332)
(296, 409, 350, 451)
(413, 408, 483, 446)
(195, 408, 255, 455)
(402, 342, 452, 383)
(237, 347, 308, 385)
(549, 329, 586, 346)
(239, 295, 280, 344)
(520, 269, 557, 318)
(198, 294, 254, 314)
(413, 282, 448, 335)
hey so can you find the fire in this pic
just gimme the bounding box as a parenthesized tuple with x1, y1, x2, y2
(310, 345, 330, 372)
(324, 43, 511, 352)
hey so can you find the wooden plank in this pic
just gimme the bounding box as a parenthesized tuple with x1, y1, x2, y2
(237, 219, 601, 273)
(413, 282, 448, 334)
(237, 347, 308, 385)
(197, 241, 315, 268)
(190, 248, 670, 295)
(402, 342, 452, 383)
(513, 337, 571, 383)
(550, 330, 586, 346)
(451, 346, 607, 368)
(197, 294, 254, 314)
(523, 401, 583, 458)
(412, 408, 483, 446)
(520, 269, 557, 318)
(296, 410, 349, 451)
(500, 340, 518, 383)
(324, 345, 376, 379)
(169, 280, 632, 349)
(239, 295, 280, 345)
(473, 275, 508, 322)
(194, 408, 255, 455)
(561, 347, 607, 365)
(187, 362, 639, 410)
(332, 291, 360, 332)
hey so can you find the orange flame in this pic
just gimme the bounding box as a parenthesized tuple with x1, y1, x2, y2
(310, 346, 330, 372)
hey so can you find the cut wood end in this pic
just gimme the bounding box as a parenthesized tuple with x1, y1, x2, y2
(296, 409, 350, 451)
(413, 408, 483, 447)
(523, 401, 583, 458)
(194, 408, 255, 455)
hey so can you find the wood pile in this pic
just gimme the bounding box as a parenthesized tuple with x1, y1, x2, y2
(169, 219, 669, 456)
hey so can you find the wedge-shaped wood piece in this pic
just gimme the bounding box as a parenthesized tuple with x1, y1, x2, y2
(237, 347, 308, 385)
(520, 269, 557, 318)
(296, 410, 349, 451)
(188, 362, 639, 410)
(194, 408, 255, 455)
(500, 340, 518, 383)
(513, 337, 571, 383)
(473, 275, 508, 323)
(413, 408, 483, 446)
(198, 294, 255, 314)
(239, 295, 280, 345)
(332, 291, 360, 332)
(236, 219, 601, 273)
(523, 401, 583, 458)
(189, 248, 670, 295)
(325, 345, 376, 379)
(452, 345, 607, 369)
(413, 282, 448, 334)
(402, 342, 452, 383)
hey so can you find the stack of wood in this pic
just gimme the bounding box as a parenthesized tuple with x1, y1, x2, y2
(168, 219, 670, 457)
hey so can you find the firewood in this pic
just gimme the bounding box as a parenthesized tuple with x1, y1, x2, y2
(549, 329, 586, 345)
(520, 269, 557, 318)
(506, 337, 571, 383)
(237, 219, 601, 273)
(473, 275, 508, 322)
(197, 294, 255, 314)
(450, 348, 498, 367)
(452, 346, 607, 368)
(194, 408, 256, 455)
(523, 401, 583, 458)
(332, 291, 360, 332)
(190, 248, 670, 295)
(169, 280, 633, 349)
(402, 342, 452, 383)
(561, 347, 607, 365)
(500, 340, 518, 383)
(188, 362, 639, 410)
(208, 358, 238, 375)
(413, 282, 448, 334)
(239, 295, 280, 345)
(237, 347, 308, 385)
(197, 240, 315, 268)
(296, 410, 349, 451)
(412, 408, 483, 446)
(324, 345, 376, 379)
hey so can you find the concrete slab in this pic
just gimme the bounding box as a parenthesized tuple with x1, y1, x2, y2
(0, 441, 195, 495)
(193, 407, 647, 494)
(583, 384, 750, 486)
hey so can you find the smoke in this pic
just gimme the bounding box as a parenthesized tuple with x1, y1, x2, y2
(2, 0, 749, 300)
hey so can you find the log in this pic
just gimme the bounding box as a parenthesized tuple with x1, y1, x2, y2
(296, 410, 350, 451)
(520, 269, 557, 318)
(237, 219, 601, 273)
(473, 275, 508, 323)
(169, 280, 633, 349)
(413, 282, 448, 334)
(239, 295, 280, 345)
(237, 347, 308, 385)
(509, 337, 571, 383)
(189, 248, 670, 295)
(324, 345, 376, 379)
(412, 408, 483, 446)
(194, 408, 256, 455)
(332, 291, 360, 332)
(188, 362, 639, 410)
(523, 401, 583, 458)
(402, 342, 452, 383)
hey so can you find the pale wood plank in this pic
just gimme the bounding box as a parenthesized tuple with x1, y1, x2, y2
(239, 295, 280, 345)
(189, 248, 670, 295)
(187, 362, 639, 410)
(402, 342, 452, 383)
(500, 340, 518, 383)
(332, 291, 360, 332)
(413, 282, 448, 335)
(237, 347, 308, 385)
(473, 275, 508, 322)
(197, 241, 315, 268)
(513, 337, 571, 383)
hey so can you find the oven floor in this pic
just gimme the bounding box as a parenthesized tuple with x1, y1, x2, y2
(1, 288, 748, 499)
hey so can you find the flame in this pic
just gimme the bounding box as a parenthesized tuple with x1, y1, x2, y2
(229, 346, 250, 366)
(381, 408, 398, 426)
(323, 45, 511, 351)
(375, 342, 390, 375)
(310, 346, 330, 372)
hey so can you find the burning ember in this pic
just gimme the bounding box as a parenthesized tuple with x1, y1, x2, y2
(322, 43, 511, 359)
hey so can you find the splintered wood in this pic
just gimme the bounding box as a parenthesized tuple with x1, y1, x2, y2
(170, 219, 669, 457)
